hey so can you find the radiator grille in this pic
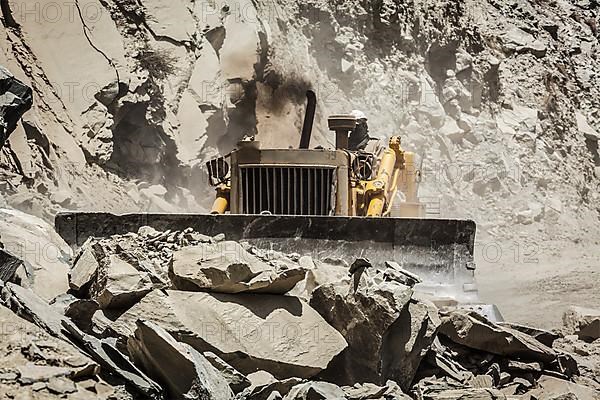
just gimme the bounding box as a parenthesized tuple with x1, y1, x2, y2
(239, 166, 336, 215)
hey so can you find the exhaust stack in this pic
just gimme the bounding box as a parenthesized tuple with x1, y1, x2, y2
(299, 90, 316, 149)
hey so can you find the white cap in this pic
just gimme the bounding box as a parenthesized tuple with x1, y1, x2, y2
(351, 109, 367, 121)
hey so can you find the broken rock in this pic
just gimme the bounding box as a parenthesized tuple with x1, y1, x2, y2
(563, 306, 600, 342)
(382, 298, 441, 390)
(17, 364, 71, 385)
(113, 290, 347, 379)
(499, 322, 559, 347)
(501, 27, 547, 57)
(1, 282, 69, 338)
(238, 376, 304, 400)
(95, 255, 153, 309)
(203, 351, 251, 393)
(422, 387, 508, 400)
(439, 310, 558, 364)
(0, 248, 22, 283)
(128, 319, 234, 400)
(528, 375, 600, 400)
(288, 258, 350, 300)
(0, 303, 99, 397)
(283, 381, 347, 399)
(0, 208, 71, 300)
(169, 241, 306, 294)
(69, 244, 100, 293)
(61, 319, 162, 398)
(46, 376, 78, 395)
(342, 381, 412, 399)
(0, 65, 33, 149)
(309, 265, 417, 388)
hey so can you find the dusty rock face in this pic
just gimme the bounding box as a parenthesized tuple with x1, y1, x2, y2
(112, 289, 348, 379)
(0, 0, 597, 248)
(0, 0, 600, 399)
(0, 65, 32, 149)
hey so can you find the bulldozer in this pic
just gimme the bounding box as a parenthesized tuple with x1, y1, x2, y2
(55, 91, 480, 304)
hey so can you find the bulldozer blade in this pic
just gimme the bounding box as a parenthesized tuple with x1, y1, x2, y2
(55, 213, 478, 302)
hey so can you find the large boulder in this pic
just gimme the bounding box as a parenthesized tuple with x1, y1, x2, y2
(382, 298, 441, 389)
(169, 241, 306, 294)
(0, 208, 71, 300)
(128, 320, 234, 399)
(0, 65, 33, 149)
(309, 264, 436, 389)
(563, 306, 600, 342)
(112, 290, 347, 379)
(439, 310, 558, 364)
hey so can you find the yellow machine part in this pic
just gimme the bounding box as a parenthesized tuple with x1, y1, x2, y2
(211, 185, 230, 214)
(366, 136, 403, 217)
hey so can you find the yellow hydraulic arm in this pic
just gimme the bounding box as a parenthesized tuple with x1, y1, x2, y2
(211, 184, 230, 214)
(365, 136, 405, 217)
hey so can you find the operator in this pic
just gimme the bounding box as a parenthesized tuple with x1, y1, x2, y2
(348, 109, 371, 151)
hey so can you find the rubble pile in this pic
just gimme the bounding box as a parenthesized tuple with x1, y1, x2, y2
(1, 227, 599, 400)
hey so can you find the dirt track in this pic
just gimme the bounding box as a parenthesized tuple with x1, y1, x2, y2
(476, 239, 600, 329)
